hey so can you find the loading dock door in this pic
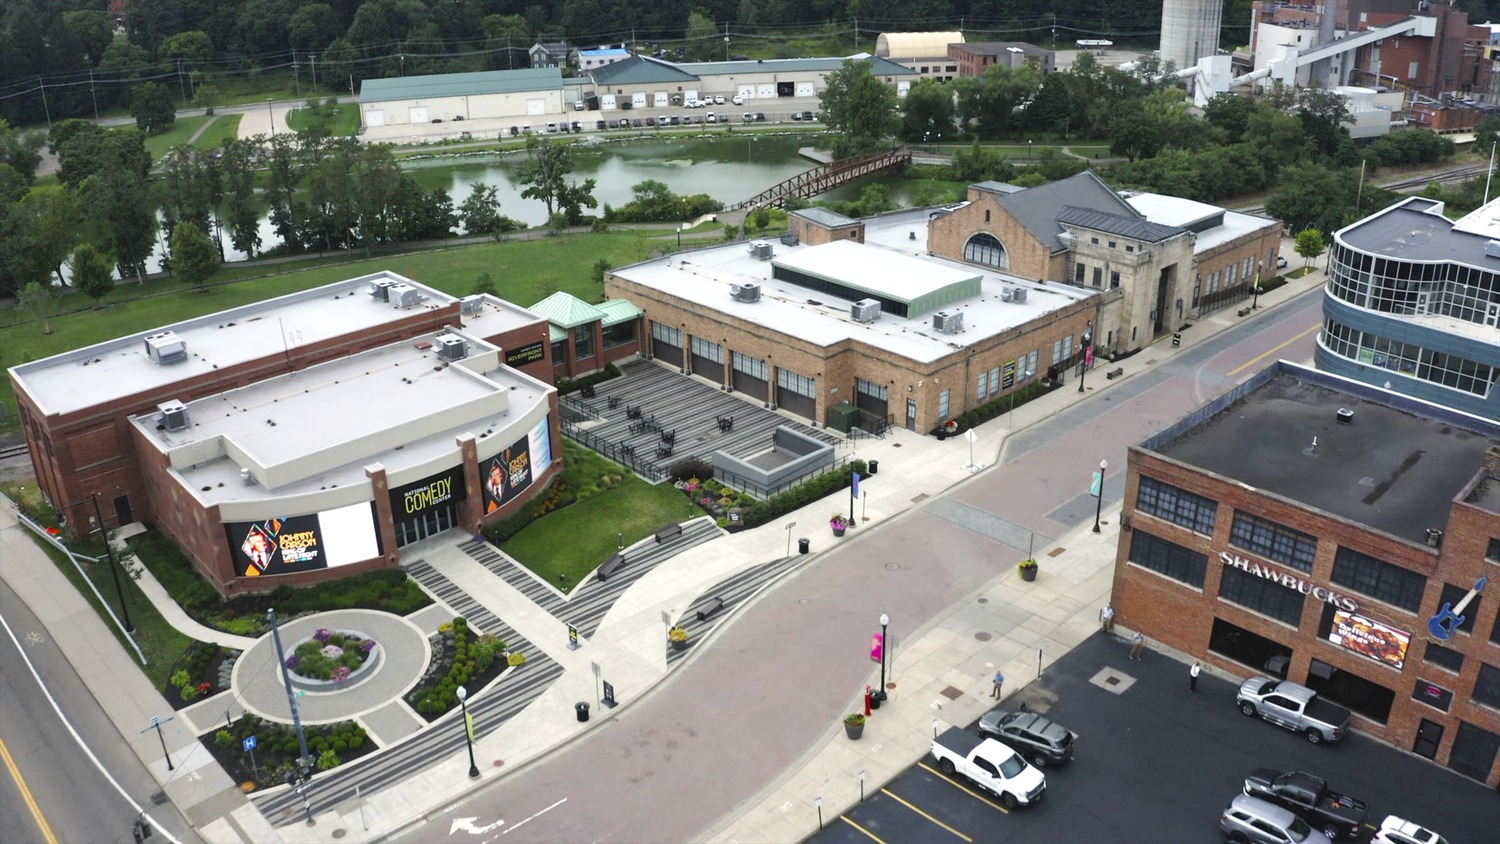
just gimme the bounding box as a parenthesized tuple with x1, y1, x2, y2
(366, 109, 386, 127)
(738, 84, 756, 100)
(526, 98, 546, 115)
(408, 106, 429, 123)
(795, 82, 815, 97)
(757, 83, 777, 99)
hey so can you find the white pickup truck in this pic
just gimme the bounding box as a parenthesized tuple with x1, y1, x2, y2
(931, 726, 1046, 809)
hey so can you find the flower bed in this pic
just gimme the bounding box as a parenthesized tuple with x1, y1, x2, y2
(285, 629, 378, 688)
(674, 475, 755, 524)
(163, 642, 239, 710)
(202, 713, 372, 790)
(405, 617, 513, 722)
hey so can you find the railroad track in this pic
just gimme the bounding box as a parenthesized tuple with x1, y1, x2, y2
(0, 444, 29, 461)
(1239, 163, 1491, 216)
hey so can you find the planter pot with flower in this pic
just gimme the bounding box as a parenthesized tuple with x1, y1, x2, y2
(1017, 560, 1038, 582)
(669, 626, 690, 651)
(830, 515, 849, 537)
(844, 712, 866, 740)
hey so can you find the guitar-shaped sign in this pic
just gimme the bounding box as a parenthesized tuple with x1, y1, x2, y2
(1428, 577, 1488, 640)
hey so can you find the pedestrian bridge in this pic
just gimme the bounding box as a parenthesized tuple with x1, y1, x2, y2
(728, 147, 912, 211)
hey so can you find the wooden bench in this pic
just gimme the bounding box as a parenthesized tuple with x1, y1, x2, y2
(1105, 367, 1125, 380)
(1237, 307, 1252, 317)
(597, 553, 626, 582)
(695, 596, 726, 621)
(654, 523, 683, 543)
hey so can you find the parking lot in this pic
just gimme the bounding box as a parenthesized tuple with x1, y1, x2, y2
(809, 634, 1498, 843)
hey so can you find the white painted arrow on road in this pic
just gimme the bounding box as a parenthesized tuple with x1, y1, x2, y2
(449, 817, 505, 835)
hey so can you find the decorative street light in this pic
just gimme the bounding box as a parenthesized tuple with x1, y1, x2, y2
(456, 685, 480, 778)
(266, 98, 274, 136)
(1092, 459, 1108, 533)
(1252, 260, 1264, 310)
(1077, 321, 1093, 393)
(876, 613, 890, 702)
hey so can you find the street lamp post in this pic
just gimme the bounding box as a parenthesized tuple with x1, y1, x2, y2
(1251, 260, 1264, 310)
(266, 98, 274, 136)
(1092, 459, 1108, 533)
(456, 686, 480, 778)
(877, 613, 890, 702)
(1077, 322, 1092, 393)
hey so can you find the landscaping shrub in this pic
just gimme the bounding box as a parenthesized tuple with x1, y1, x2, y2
(930, 381, 1053, 436)
(740, 460, 867, 529)
(554, 362, 622, 396)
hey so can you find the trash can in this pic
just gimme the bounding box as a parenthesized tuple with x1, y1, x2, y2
(867, 460, 879, 475)
(575, 702, 590, 723)
(798, 538, 810, 555)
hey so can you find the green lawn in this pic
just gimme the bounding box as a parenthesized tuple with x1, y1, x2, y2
(141, 115, 212, 160)
(286, 103, 360, 137)
(0, 231, 662, 431)
(500, 479, 696, 592)
(193, 113, 242, 148)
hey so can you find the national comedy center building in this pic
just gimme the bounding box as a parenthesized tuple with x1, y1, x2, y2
(1111, 361, 1500, 787)
(8, 273, 562, 595)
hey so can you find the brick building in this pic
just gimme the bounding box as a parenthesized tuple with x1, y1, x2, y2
(1112, 361, 1500, 787)
(948, 42, 1056, 78)
(525, 291, 643, 381)
(8, 273, 562, 595)
(604, 207, 1096, 435)
(928, 174, 1282, 357)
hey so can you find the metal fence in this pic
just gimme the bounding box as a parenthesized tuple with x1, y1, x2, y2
(712, 452, 858, 499)
(1195, 284, 1253, 317)
(559, 416, 673, 483)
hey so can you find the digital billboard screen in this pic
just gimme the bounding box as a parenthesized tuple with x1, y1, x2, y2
(1327, 610, 1410, 670)
(482, 416, 551, 515)
(227, 502, 382, 578)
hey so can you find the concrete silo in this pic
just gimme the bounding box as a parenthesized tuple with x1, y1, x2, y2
(1160, 0, 1223, 72)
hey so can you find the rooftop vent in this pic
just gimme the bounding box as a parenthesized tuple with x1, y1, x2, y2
(730, 282, 761, 303)
(1012, 287, 1028, 303)
(1336, 407, 1354, 425)
(158, 399, 189, 432)
(1425, 528, 1443, 548)
(370, 279, 397, 301)
(851, 298, 881, 323)
(933, 310, 964, 334)
(435, 335, 467, 361)
(1001, 287, 1014, 302)
(143, 331, 188, 365)
(1486, 240, 1500, 259)
(241, 467, 254, 487)
(388, 284, 422, 309)
(748, 241, 774, 260)
(460, 295, 484, 316)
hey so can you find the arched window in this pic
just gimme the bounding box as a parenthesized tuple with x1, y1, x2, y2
(964, 233, 1008, 269)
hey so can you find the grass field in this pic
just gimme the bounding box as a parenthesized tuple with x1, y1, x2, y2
(285, 103, 360, 137)
(193, 113, 243, 148)
(141, 115, 212, 160)
(0, 230, 664, 430)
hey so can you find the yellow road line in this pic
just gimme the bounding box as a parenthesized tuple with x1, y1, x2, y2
(916, 762, 1010, 814)
(880, 788, 973, 842)
(1229, 323, 1320, 377)
(0, 737, 59, 844)
(837, 815, 887, 843)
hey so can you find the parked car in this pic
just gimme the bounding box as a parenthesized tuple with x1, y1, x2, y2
(574, 100, 585, 111)
(791, 111, 802, 121)
(732, 95, 744, 105)
(645, 116, 656, 126)
(521, 124, 532, 134)
(1243, 770, 1367, 840)
(1221, 794, 1332, 844)
(754, 112, 766, 122)
(1276, 255, 1289, 269)
(976, 707, 1075, 767)
(669, 115, 681, 126)
(509, 125, 519, 136)
(713, 95, 725, 105)
(632, 118, 643, 127)
(618, 118, 630, 128)
(545, 122, 558, 133)
(801, 110, 817, 121)
(570, 121, 582, 132)
(596, 120, 608, 131)
(706, 112, 716, 123)
(558, 122, 569, 133)
(742, 112, 754, 123)
(1236, 678, 1351, 745)
(1371, 815, 1449, 844)
(930, 726, 1045, 810)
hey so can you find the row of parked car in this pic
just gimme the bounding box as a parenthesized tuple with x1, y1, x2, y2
(1220, 770, 1445, 844)
(507, 110, 819, 137)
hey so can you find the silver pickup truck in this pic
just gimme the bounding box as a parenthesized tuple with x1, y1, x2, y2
(1236, 677, 1351, 745)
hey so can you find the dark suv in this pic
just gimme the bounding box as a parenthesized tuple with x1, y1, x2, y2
(976, 707, 1075, 767)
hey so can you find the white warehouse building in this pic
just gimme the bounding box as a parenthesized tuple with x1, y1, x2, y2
(359, 68, 564, 129)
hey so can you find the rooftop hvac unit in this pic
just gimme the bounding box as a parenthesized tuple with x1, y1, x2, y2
(158, 399, 189, 432)
(435, 335, 467, 361)
(370, 279, 397, 301)
(1012, 287, 1028, 304)
(1486, 240, 1500, 260)
(851, 298, 881, 323)
(933, 310, 964, 334)
(143, 331, 188, 365)
(241, 467, 255, 487)
(731, 282, 761, 302)
(460, 295, 484, 316)
(779, 233, 799, 246)
(388, 284, 421, 309)
(748, 241, 774, 260)
(1000, 287, 1014, 302)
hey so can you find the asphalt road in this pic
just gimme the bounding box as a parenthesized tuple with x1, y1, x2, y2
(808, 633, 1500, 844)
(403, 294, 1329, 843)
(0, 577, 199, 844)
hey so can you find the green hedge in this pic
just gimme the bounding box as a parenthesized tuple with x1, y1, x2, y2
(740, 459, 867, 529)
(482, 476, 577, 543)
(931, 381, 1054, 436)
(555, 362, 622, 396)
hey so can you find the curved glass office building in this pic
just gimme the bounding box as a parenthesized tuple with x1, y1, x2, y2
(1319, 197, 1500, 419)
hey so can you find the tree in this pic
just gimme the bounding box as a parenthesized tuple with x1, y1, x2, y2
(70, 244, 114, 308)
(1297, 88, 1354, 160)
(591, 258, 612, 283)
(818, 60, 899, 158)
(519, 135, 576, 220)
(0, 119, 44, 184)
(684, 10, 718, 62)
(1203, 93, 1256, 141)
(472, 272, 497, 296)
(1475, 115, 1500, 155)
(193, 81, 223, 114)
(289, 4, 339, 52)
(17, 281, 57, 335)
(900, 79, 956, 143)
(1024, 74, 1073, 134)
(130, 82, 176, 135)
(750, 206, 771, 230)
(953, 64, 1041, 141)
(62, 10, 116, 66)
(1265, 162, 1356, 238)
(1294, 228, 1326, 268)
(171, 221, 220, 291)
(460, 182, 506, 240)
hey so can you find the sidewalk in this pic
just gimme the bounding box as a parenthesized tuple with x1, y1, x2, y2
(0, 263, 1326, 843)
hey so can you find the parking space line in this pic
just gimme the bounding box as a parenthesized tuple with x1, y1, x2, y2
(879, 788, 973, 842)
(916, 762, 1011, 815)
(836, 815, 887, 843)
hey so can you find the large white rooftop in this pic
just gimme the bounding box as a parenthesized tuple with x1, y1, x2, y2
(771, 239, 980, 304)
(11, 273, 456, 417)
(615, 208, 1095, 365)
(1126, 193, 1280, 252)
(132, 329, 552, 507)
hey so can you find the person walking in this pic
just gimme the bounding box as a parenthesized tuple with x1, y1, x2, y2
(1129, 630, 1145, 661)
(1100, 603, 1115, 634)
(1189, 661, 1201, 692)
(992, 669, 1005, 699)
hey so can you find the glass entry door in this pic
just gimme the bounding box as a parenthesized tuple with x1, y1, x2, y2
(395, 503, 456, 547)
